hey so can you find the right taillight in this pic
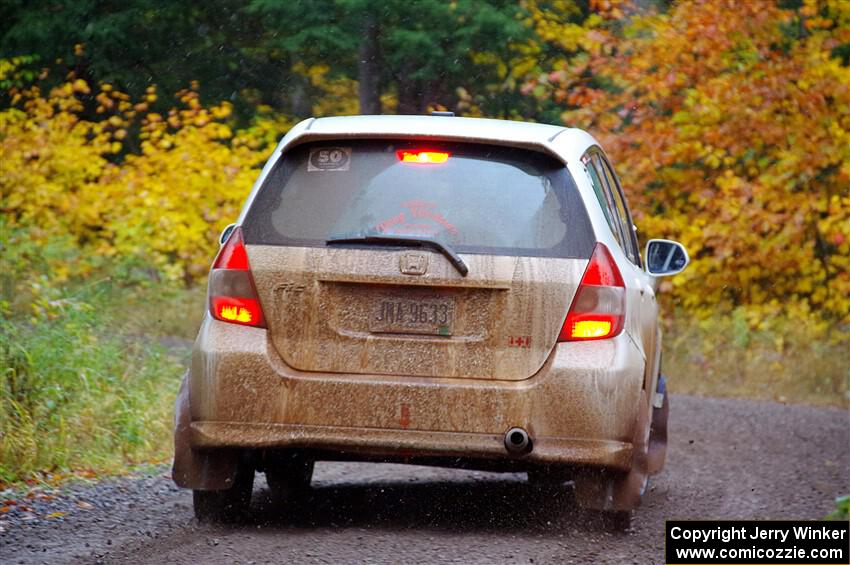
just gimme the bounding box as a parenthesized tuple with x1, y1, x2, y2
(558, 242, 626, 342)
(208, 226, 266, 328)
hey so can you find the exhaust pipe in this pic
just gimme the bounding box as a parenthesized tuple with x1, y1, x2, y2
(504, 427, 531, 454)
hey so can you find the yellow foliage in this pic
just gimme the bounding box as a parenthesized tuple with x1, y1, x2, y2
(2, 75, 282, 284)
(293, 62, 359, 117)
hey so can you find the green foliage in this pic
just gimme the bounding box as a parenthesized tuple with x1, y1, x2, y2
(827, 495, 850, 520)
(0, 0, 266, 118)
(0, 0, 563, 119)
(0, 221, 199, 485)
(248, 0, 543, 115)
(0, 280, 188, 485)
(0, 54, 39, 89)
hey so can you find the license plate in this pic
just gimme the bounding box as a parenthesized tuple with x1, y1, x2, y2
(369, 296, 454, 336)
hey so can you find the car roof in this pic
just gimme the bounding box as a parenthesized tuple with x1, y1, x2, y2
(304, 114, 564, 142)
(279, 115, 591, 159)
(237, 115, 599, 224)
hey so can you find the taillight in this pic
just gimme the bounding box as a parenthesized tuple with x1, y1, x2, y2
(558, 243, 625, 342)
(208, 227, 266, 328)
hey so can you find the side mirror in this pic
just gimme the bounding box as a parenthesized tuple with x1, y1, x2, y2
(219, 223, 236, 246)
(645, 239, 689, 276)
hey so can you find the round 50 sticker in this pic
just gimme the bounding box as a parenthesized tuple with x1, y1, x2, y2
(308, 147, 351, 171)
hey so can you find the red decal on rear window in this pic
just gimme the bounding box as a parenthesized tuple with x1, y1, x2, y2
(403, 200, 459, 235)
(376, 212, 406, 233)
(374, 200, 459, 239)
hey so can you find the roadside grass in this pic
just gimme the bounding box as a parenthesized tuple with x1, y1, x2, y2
(108, 282, 205, 342)
(0, 278, 203, 487)
(665, 309, 850, 408)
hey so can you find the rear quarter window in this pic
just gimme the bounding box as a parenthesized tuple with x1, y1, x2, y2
(243, 140, 594, 259)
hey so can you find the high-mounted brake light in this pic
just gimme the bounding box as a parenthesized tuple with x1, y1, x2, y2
(558, 243, 625, 342)
(396, 150, 450, 164)
(208, 227, 266, 328)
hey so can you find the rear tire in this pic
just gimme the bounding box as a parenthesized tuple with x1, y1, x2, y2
(574, 390, 650, 515)
(601, 509, 634, 532)
(647, 375, 669, 475)
(193, 461, 254, 523)
(527, 467, 570, 487)
(265, 454, 314, 502)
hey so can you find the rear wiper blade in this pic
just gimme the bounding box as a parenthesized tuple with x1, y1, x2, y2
(326, 233, 469, 277)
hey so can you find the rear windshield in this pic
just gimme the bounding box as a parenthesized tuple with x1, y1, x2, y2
(243, 140, 593, 258)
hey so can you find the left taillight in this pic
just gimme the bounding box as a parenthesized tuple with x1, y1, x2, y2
(208, 226, 266, 328)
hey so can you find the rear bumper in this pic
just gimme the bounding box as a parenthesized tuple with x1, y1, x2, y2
(183, 315, 644, 474)
(190, 421, 633, 470)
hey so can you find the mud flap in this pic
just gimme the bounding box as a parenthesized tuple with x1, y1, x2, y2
(172, 372, 239, 490)
(574, 389, 650, 512)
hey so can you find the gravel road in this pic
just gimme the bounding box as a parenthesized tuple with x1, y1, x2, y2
(1, 394, 848, 564)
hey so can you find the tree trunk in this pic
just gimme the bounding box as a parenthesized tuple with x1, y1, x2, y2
(396, 73, 422, 114)
(422, 79, 447, 113)
(288, 72, 312, 118)
(358, 12, 381, 114)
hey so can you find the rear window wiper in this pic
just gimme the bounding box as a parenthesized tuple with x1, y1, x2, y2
(326, 233, 469, 277)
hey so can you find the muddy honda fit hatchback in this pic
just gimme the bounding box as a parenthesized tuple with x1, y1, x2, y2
(173, 115, 689, 524)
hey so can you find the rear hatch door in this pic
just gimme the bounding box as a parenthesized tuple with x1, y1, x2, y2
(243, 140, 594, 381)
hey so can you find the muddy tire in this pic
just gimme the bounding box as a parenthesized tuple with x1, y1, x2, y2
(265, 455, 314, 502)
(527, 467, 570, 487)
(601, 510, 634, 532)
(574, 390, 650, 514)
(648, 375, 669, 475)
(192, 462, 254, 522)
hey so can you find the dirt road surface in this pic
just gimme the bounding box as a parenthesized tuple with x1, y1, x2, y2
(1, 394, 847, 564)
